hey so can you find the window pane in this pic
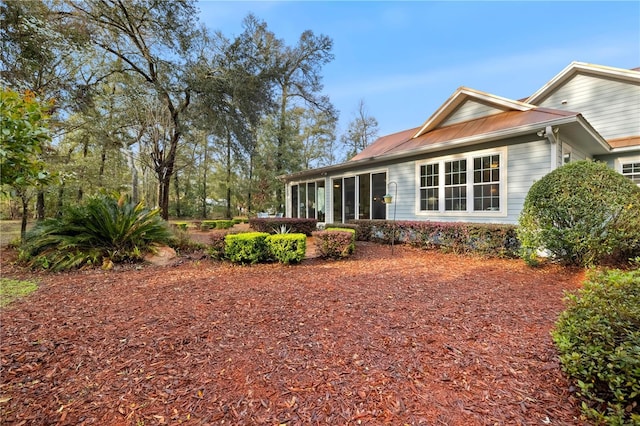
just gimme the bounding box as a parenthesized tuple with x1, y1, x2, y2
(419, 162, 439, 211)
(307, 182, 315, 219)
(622, 162, 640, 184)
(358, 173, 370, 219)
(317, 181, 325, 222)
(444, 160, 466, 211)
(372, 173, 387, 219)
(473, 154, 500, 211)
(344, 177, 356, 221)
(299, 184, 307, 218)
(332, 179, 342, 222)
(291, 185, 298, 218)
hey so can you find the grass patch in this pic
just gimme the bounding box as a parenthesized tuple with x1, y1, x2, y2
(0, 220, 27, 247)
(0, 278, 38, 308)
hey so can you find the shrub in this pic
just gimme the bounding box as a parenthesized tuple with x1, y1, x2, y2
(518, 160, 640, 266)
(19, 193, 172, 271)
(553, 269, 640, 424)
(208, 231, 228, 260)
(249, 217, 317, 235)
(201, 220, 217, 230)
(266, 234, 306, 264)
(224, 232, 269, 264)
(350, 220, 519, 257)
(312, 229, 355, 259)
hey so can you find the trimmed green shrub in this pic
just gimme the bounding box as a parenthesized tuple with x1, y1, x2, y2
(266, 233, 306, 264)
(250, 217, 317, 235)
(173, 222, 189, 231)
(201, 220, 217, 230)
(214, 220, 234, 230)
(224, 232, 269, 264)
(518, 160, 640, 266)
(349, 220, 519, 257)
(19, 193, 172, 271)
(553, 269, 640, 424)
(312, 229, 355, 259)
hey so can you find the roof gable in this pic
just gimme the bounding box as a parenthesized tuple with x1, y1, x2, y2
(526, 61, 640, 104)
(413, 87, 535, 138)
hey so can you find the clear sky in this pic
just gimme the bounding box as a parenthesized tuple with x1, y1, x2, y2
(198, 1, 640, 139)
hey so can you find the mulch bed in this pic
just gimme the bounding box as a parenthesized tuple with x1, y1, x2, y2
(0, 241, 587, 425)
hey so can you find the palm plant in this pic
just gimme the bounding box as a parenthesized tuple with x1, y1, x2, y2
(19, 193, 172, 271)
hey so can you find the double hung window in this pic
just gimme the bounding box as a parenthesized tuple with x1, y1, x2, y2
(418, 150, 503, 214)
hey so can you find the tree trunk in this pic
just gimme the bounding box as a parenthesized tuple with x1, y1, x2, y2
(20, 191, 29, 240)
(174, 171, 181, 218)
(201, 139, 208, 219)
(36, 191, 45, 220)
(225, 130, 232, 219)
(128, 146, 139, 204)
(276, 88, 287, 210)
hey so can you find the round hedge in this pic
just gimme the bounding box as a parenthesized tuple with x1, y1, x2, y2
(518, 160, 640, 266)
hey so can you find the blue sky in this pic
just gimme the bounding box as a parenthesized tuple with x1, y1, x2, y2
(198, 1, 640, 139)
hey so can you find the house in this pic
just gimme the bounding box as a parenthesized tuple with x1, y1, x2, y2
(281, 62, 640, 225)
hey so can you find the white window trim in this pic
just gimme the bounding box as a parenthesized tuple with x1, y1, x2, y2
(414, 147, 508, 217)
(615, 155, 640, 186)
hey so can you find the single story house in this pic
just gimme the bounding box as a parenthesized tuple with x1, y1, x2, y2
(281, 62, 640, 225)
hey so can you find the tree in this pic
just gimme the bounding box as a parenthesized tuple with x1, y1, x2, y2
(62, 0, 201, 219)
(0, 88, 52, 238)
(192, 15, 276, 217)
(341, 99, 379, 160)
(272, 29, 336, 210)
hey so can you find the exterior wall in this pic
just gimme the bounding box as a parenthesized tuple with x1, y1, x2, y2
(441, 100, 505, 127)
(594, 151, 640, 174)
(536, 73, 640, 140)
(287, 138, 554, 225)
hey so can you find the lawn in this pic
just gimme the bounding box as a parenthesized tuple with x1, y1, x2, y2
(0, 242, 586, 425)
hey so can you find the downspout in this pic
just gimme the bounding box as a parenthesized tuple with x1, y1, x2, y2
(544, 125, 559, 171)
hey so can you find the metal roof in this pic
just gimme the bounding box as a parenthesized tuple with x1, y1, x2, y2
(352, 107, 579, 162)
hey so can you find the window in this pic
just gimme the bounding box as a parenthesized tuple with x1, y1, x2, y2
(290, 180, 326, 220)
(291, 185, 299, 218)
(419, 163, 439, 211)
(371, 173, 387, 219)
(473, 155, 500, 211)
(444, 159, 467, 211)
(332, 179, 342, 222)
(417, 149, 504, 215)
(622, 162, 640, 184)
(330, 172, 387, 222)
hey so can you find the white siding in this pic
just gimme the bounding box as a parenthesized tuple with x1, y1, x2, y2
(441, 100, 506, 127)
(536, 73, 640, 140)
(506, 140, 552, 223)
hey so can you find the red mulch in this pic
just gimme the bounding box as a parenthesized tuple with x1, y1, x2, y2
(0, 241, 587, 425)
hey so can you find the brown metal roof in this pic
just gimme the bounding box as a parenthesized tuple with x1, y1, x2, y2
(608, 135, 640, 148)
(351, 107, 578, 161)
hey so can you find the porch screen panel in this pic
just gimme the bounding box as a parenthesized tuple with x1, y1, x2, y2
(291, 185, 298, 218)
(299, 184, 307, 218)
(307, 182, 316, 218)
(332, 179, 343, 223)
(358, 173, 370, 219)
(371, 173, 386, 219)
(317, 181, 326, 222)
(344, 177, 356, 221)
